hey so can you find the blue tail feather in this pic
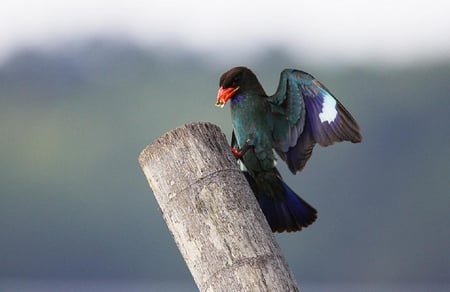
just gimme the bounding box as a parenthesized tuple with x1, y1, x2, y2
(243, 172, 317, 232)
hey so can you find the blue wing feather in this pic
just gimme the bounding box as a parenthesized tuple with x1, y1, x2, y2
(269, 69, 362, 173)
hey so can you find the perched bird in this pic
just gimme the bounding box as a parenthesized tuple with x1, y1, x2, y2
(216, 66, 362, 232)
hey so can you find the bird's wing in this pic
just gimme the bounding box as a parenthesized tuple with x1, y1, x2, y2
(268, 69, 362, 174)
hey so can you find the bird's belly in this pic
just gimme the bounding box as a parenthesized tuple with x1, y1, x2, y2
(231, 116, 275, 171)
(231, 104, 269, 145)
(232, 114, 263, 147)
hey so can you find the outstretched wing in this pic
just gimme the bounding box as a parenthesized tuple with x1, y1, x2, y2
(268, 69, 362, 174)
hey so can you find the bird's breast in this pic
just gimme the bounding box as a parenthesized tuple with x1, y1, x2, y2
(230, 95, 273, 150)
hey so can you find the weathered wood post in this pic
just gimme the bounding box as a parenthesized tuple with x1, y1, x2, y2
(138, 122, 300, 291)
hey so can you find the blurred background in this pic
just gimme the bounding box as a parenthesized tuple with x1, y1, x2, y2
(1, 1, 449, 291)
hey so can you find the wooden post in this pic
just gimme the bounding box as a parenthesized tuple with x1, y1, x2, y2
(138, 122, 300, 292)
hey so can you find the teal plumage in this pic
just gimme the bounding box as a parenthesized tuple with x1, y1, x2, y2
(216, 66, 361, 232)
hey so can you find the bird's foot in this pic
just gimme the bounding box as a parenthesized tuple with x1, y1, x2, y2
(231, 138, 252, 159)
(231, 147, 243, 158)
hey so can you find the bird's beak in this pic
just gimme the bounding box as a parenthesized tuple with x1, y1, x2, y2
(216, 86, 240, 108)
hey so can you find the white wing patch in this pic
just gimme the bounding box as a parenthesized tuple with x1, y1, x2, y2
(319, 92, 337, 123)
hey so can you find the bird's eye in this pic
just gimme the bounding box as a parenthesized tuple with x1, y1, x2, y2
(231, 76, 240, 87)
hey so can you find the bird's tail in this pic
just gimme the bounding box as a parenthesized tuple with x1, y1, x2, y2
(243, 171, 317, 232)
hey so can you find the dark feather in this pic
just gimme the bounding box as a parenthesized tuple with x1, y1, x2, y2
(243, 171, 317, 232)
(269, 69, 362, 173)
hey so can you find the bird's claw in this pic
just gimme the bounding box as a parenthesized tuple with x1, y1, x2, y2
(231, 138, 252, 159)
(231, 147, 243, 158)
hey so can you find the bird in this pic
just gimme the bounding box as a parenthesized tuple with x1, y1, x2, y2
(215, 66, 362, 232)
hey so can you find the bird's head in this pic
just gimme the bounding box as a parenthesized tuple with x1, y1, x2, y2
(215, 66, 260, 107)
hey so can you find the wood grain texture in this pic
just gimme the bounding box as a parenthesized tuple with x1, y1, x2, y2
(139, 122, 299, 292)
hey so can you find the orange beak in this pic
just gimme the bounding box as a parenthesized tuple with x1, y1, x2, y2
(215, 86, 240, 107)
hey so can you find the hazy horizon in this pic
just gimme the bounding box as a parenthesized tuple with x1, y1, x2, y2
(1, 0, 449, 65)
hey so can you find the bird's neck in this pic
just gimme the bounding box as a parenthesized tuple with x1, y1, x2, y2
(230, 93, 245, 106)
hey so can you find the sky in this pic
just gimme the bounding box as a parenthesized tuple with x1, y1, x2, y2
(0, 0, 449, 64)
